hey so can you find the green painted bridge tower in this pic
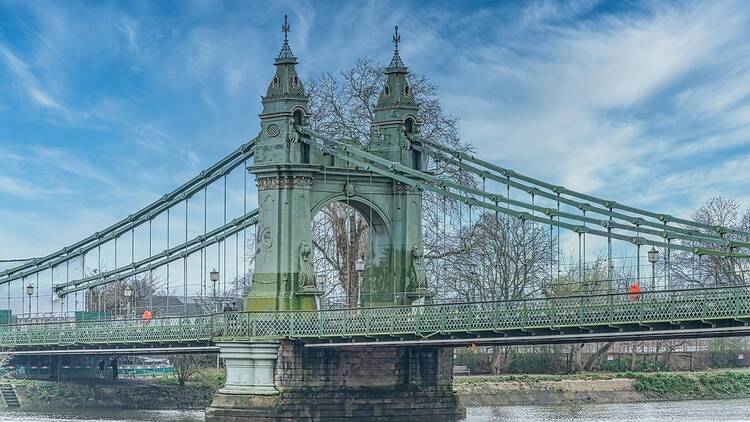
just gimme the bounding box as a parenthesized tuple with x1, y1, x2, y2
(246, 21, 428, 311)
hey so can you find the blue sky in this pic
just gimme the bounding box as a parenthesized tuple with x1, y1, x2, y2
(2, 0, 750, 260)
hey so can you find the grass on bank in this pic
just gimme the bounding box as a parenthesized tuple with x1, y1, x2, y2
(455, 370, 750, 400)
(631, 371, 750, 399)
(154, 368, 225, 391)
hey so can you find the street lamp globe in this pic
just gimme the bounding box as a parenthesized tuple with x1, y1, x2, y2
(123, 286, 133, 298)
(26, 283, 34, 297)
(354, 257, 365, 273)
(648, 247, 659, 264)
(210, 268, 220, 283)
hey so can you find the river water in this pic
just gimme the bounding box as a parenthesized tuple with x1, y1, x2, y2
(2, 400, 750, 421)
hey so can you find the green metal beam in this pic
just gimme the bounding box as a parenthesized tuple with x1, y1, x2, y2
(416, 136, 750, 239)
(300, 129, 750, 258)
(54, 210, 258, 292)
(412, 142, 750, 249)
(0, 140, 257, 284)
(56, 214, 258, 297)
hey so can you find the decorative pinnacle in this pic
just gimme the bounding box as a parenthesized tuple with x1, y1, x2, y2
(282, 14, 290, 41)
(275, 14, 297, 64)
(392, 25, 400, 53)
(386, 25, 406, 72)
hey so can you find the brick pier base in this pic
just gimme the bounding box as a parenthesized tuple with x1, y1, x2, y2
(205, 341, 464, 421)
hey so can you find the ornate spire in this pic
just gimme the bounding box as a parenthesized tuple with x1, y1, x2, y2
(262, 14, 307, 109)
(375, 25, 416, 112)
(386, 25, 406, 73)
(275, 14, 297, 65)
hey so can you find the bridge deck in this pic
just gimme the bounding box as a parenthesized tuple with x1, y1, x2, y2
(1, 286, 749, 351)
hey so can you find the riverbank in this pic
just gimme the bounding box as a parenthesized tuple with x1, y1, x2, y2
(3, 370, 750, 411)
(0, 376, 217, 410)
(455, 370, 750, 406)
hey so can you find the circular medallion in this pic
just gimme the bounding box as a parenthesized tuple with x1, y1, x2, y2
(266, 124, 281, 138)
(260, 225, 273, 249)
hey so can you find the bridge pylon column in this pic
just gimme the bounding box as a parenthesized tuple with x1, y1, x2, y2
(243, 15, 320, 312)
(245, 168, 319, 311)
(216, 341, 279, 396)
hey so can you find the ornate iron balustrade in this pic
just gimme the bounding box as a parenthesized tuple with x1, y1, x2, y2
(1, 285, 750, 349)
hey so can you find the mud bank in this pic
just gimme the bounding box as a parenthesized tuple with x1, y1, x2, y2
(456, 377, 641, 406)
(455, 371, 750, 406)
(0, 379, 214, 410)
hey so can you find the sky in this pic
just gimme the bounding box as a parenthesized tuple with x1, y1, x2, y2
(2, 0, 750, 261)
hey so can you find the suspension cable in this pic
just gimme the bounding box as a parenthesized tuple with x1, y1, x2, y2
(0, 139, 256, 280)
(300, 134, 749, 259)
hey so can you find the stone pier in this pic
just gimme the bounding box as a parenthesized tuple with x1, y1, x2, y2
(206, 341, 464, 421)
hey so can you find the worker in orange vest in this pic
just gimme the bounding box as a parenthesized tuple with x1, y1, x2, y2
(142, 310, 153, 324)
(628, 283, 641, 301)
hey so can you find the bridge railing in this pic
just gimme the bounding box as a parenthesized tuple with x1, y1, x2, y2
(1, 285, 750, 348)
(0, 312, 220, 348)
(222, 284, 750, 339)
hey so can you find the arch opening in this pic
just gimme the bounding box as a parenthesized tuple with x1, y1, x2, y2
(311, 198, 390, 309)
(293, 109, 303, 125)
(404, 117, 415, 134)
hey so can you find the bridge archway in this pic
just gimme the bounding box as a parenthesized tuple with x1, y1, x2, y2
(311, 196, 392, 309)
(246, 168, 425, 311)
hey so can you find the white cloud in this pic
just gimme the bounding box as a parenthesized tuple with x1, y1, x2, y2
(0, 175, 64, 197)
(0, 44, 68, 114)
(434, 0, 750, 213)
(32, 147, 116, 186)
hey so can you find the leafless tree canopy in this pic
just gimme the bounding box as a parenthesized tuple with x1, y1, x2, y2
(85, 271, 161, 317)
(671, 197, 750, 288)
(312, 203, 368, 308)
(432, 212, 556, 302)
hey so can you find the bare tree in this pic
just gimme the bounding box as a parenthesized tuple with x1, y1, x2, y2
(312, 203, 368, 307)
(671, 197, 750, 288)
(85, 271, 162, 317)
(438, 212, 556, 302)
(170, 354, 200, 387)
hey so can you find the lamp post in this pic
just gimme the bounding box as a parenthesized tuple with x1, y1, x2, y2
(317, 272, 328, 308)
(26, 283, 34, 316)
(648, 247, 659, 290)
(123, 286, 133, 319)
(354, 257, 365, 307)
(210, 268, 220, 313)
(209, 268, 221, 370)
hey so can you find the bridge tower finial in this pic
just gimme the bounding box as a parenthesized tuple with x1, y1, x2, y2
(276, 14, 297, 64)
(386, 25, 406, 72)
(262, 14, 307, 113)
(282, 14, 290, 42)
(374, 24, 418, 130)
(392, 25, 400, 54)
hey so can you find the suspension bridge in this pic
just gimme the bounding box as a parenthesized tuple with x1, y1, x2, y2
(1, 18, 749, 420)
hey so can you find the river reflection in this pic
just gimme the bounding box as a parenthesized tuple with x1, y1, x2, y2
(0, 409, 204, 421)
(3, 400, 750, 421)
(465, 399, 750, 421)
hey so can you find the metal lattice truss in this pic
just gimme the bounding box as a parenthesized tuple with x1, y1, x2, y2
(2, 285, 750, 349)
